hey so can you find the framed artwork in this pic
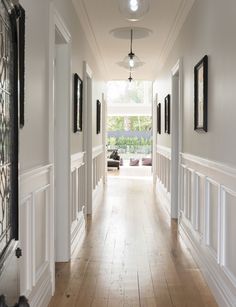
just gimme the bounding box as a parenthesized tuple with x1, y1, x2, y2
(157, 103, 161, 134)
(73, 73, 83, 133)
(164, 94, 170, 134)
(96, 100, 101, 134)
(194, 55, 208, 132)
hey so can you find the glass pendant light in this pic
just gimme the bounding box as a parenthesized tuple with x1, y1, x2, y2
(117, 29, 145, 70)
(117, 55, 144, 70)
(118, 0, 150, 21)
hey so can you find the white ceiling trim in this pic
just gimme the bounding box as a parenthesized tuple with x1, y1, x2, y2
(157, 0, 195, 74)
(72, 0, 108, 78)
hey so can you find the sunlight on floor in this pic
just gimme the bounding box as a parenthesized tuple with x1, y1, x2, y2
(108, 165, 152, 179)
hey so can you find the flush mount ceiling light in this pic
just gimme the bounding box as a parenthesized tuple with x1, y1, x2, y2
(118, 0, 150, 21)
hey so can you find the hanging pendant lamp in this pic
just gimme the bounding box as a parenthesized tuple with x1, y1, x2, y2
(118, 0, 150, 21)
(118, 29, 144, 70)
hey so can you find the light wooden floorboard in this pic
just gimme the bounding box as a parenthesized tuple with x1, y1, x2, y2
(49, 177, 218, 307)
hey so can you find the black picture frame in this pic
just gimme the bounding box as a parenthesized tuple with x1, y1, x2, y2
(164, 94, 170, 134)
(157, 103, 161, 134)
(194, 55, 208, 132)
(73, 73, 83, 133)
(96, 100, 101, 134)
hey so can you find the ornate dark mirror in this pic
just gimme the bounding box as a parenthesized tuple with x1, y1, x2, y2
(0, 1, 27, 306)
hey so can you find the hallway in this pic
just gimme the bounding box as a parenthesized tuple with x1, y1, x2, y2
(49, 178, 217, 307)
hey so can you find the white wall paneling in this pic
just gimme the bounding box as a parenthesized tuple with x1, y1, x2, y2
(221, 187, 236, 288)
(92, 145, 104, 204)
(71, 152, 86, 255)
(20, 165, 53, 307)
(179, 153, 236, 307)
(205, 178, 220, 261)
(156, 145, 171, 212)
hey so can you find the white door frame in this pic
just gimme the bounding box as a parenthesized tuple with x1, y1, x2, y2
(152, 93, 158, 185)
(49, 4, 72, 268)
(170, 59, 183, 219)
(102, 93, 107, 184)
(83, 61, 93, 216)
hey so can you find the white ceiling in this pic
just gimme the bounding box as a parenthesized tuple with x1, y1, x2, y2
(73, 0, 194, 80)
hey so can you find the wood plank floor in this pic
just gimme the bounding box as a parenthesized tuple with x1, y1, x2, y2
(49, 177, 218, 307)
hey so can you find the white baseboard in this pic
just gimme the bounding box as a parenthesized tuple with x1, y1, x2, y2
(71, 210, 86, 256)
(28, 270, 52, 307)
(156, 178, 171, 214)
(93, 178, 104, 210)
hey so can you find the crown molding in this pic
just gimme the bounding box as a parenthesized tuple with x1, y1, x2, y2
(72, 0, 108, 79)
(156, 0, 195, 74)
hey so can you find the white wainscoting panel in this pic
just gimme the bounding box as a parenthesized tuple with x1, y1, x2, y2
(92, 146, 103, 190)
(20, 164, 53, 307)
(205, 178, 220, 261)
(156, 145, 171, 212)
(195, 172, 205, 235)
(180, 153, 236, 307)
(71, 152, 86, 255)
(222, 187, 236, 288)
(92, 145, 104, 210)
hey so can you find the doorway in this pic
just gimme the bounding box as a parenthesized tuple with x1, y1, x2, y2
(49, 8, 71, 263)
(170, 60, 183, 219)
(106, 81, 153, 179)
(83, 62, 93, 216)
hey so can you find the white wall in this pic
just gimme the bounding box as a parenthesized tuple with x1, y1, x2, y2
(18, 0, 106, 305)
(154, 1, 236, 306)
(53, 0, 106, 152)
(20, 0, 105, 169)
(154, 0, 236, 167)
(19, 0, 50, 171)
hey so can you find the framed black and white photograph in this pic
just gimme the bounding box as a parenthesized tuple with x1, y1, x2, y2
(164, 94, 170, 134)
(73, 73, 83, 133)
(96, 100, 101, 134)
(194, 55, 208, 132)
(157, 103, 161, 134)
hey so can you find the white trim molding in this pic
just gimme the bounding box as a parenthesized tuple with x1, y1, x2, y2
(83, 61, 93, 215)
(171, 58, 183, 219)
(92, 145, 103, 159)
(49, 3, 72, 265)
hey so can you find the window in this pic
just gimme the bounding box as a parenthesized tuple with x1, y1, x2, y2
(107, 81, 152, 105)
